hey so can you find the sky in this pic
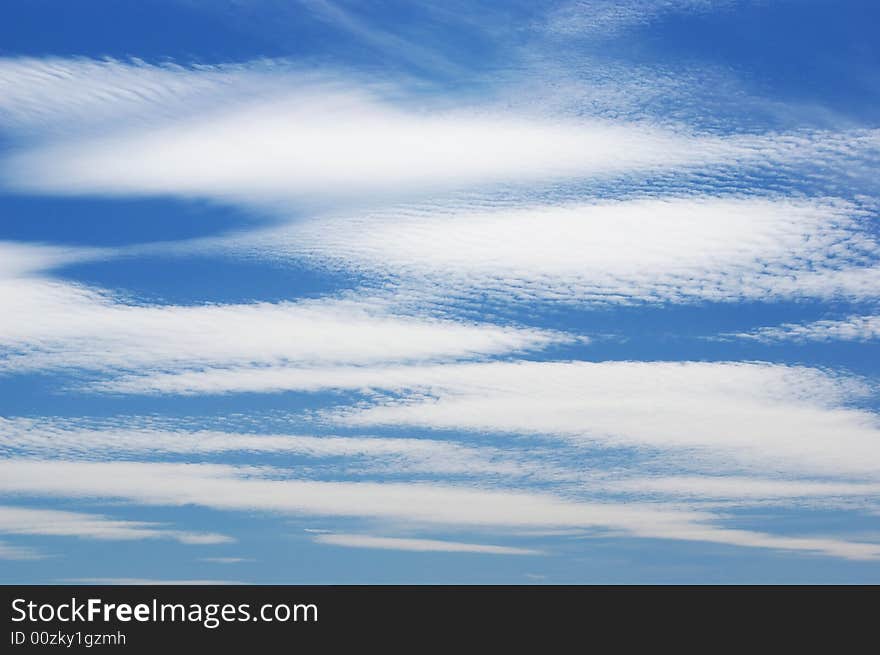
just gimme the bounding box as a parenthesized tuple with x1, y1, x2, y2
(0, 0, 879, 584)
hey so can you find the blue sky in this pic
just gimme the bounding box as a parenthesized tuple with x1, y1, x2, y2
(0, 0, 879, 584)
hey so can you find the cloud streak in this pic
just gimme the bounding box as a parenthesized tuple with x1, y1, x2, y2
(95, 360, 880, 479)
(0, 540, 43, 560)
(730, 314, 880, 343)
(216, 195, 880, 306)
(0, 505, 232, 545)
(2, 57, 877, 207)
(0, 459, 877, 560)
(312, 533, 542, 555)
(0, 242, 564, 377)
(0, 416, 575, 482)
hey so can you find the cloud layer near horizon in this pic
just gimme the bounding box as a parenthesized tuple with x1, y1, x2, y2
(1, 459, 879, 561)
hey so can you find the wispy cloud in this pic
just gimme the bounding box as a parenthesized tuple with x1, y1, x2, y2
(0, 57, 306, 134)
(98, 360, 880, 478)
(0, 241, 102, 278)
(729, 314, 880, 343)
(0, 459, 878, 560)
(1, 291, 559, 375)
(214, 195, 880, 306)
(0, 243, 564, 377)
(2, 57, 876, 206)
(313, 533, 543, 555)
(0, 416, 576, 482)
(0, 505, 232, 545)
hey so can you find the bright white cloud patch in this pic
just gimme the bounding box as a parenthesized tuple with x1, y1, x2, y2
(0, 57, 300, 133)
(605, 476, 880, 499)
(0, 241, 100, 278)
(331, 361, 880, 478)
(0, 293, 558, 374)
(222, 195, 880, 305)
(543, 0, 723, 38)
(0, 58, 707, 200)
(1, 57, 877, 206)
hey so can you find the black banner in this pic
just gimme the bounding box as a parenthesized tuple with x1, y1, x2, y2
(1, 585, 876, 650)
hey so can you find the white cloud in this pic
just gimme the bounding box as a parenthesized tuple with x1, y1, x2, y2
(0, 241, 101, 278)
(330, 361, 880, 479)
(605, 476, 880, 499)
(0, 57, 301, 134)
(7, 193, 878, 391)
(2, 57, 878, 318)
(1, 292, 558, 374)
(298, 0, 464, 75)
(313, 533, 542, 555)
(0, 459, 878, 560)
(0, 540, 43, 560)
(0, 242, 563, 376)
(2, 57, 876, 206)
(730, 314, 880, 343)
(218, 195, 880, 305)
(0, 460, 690, 532)
(0, 96, 741, 202)
(102, 360, 880, 478)
(1, 43, 879, 575)
(0, 416, 574, 481)
(0, 505, 232, 544)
